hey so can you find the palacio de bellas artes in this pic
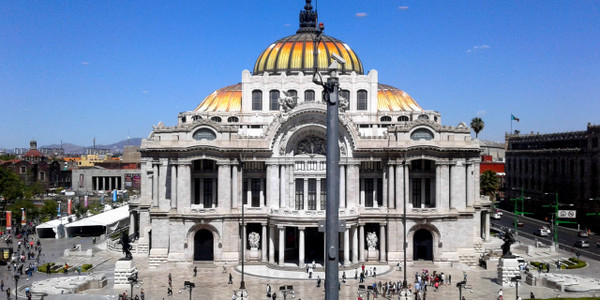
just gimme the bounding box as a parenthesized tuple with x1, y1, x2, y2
(128, 0, 491, 270)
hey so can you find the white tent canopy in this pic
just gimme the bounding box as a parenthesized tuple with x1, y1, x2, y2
(63, 205, 129, 238)
(35, 216, 72, 239)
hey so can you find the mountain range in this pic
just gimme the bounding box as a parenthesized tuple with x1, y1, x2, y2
(41, 138, 142, 154)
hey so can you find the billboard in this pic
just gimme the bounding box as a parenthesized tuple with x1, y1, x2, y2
(124, 173, 141, 189)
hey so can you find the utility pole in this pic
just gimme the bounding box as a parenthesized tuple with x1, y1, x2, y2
(543, 193, 577, 246)
(509, 188, 532, 233)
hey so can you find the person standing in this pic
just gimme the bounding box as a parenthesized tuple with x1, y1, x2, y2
(193, 266, 197, 277)
(168, 272, 172, 287)
(140, 288, 145, 300)
(228, 273, 233, 284)
(266, 284, 272, 297)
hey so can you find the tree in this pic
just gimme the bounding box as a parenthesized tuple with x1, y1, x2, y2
(470, 117, 485, 138)
(0, 168, 25, 225)
(480, 170, 500, 204)
(39, 200, 58, 222)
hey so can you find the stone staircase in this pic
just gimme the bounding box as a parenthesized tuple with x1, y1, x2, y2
(148, 253, 168, 268)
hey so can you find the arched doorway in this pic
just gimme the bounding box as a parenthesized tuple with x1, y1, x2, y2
(413, 229, 433, 261)
(194, 229, 214, 261)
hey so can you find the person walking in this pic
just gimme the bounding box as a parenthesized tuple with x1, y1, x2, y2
(168, 272, 172, 287)
(266, 284, 272, 297)
(140, 288, 145, 300)
(228, 273, 233, 284)
(193, 266, 197, 277)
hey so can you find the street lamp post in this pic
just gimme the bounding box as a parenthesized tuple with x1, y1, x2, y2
(127, 273, 142, 300)
(279, 285, 294, 300)
(456, 281, 466, 300)
(511, 276, 521, 300)
(312, 22, 342, 300)
(14, 274, 20, 300)
(182, 281, 195, 300)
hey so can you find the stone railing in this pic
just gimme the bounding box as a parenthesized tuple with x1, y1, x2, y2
(411, 208, 438, 214)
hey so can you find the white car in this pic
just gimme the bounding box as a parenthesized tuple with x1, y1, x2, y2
(534, 228, 549, 237)
(492, 213, 502, 219)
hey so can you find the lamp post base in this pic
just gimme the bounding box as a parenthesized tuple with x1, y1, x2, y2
(236, 288, 249, 300)
(398, 288, 411, 300)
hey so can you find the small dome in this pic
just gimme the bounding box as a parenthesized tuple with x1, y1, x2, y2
(195, 83, 242, 112)
(253, 33, 363, 76)
(377, 84, 423, 112)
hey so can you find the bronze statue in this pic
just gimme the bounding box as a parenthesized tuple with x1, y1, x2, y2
(117, 231, 133, 260)
(501, 228, 516, 257)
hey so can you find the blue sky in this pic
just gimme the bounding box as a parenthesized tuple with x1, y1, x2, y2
(1, 1, 599, 149)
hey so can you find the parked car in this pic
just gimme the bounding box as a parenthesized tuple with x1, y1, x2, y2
(574, 240, 590, 248)
(577, 231, 589, 237)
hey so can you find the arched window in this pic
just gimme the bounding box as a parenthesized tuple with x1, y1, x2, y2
(410, 128, 434, 141)
(357, 90, 367, 110)
(417, 114, 429, 121)
(252, 90, 262, 111)
(380, 116, 392, 122)
(227, 116, 239, 123)
(339, 89, 350, 102)
(398, 116, 409, 122)
(181, 116, 187, 123)
(304, 90, 315, 102)
(269, 90, 280, 110)
(287, 89, 297, 98)
(193, 128, 217, 141)
(192, 115, 202, 121)
(210, 116, 222, 123)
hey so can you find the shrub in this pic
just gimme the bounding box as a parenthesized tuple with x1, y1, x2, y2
(566, 257, 586, 269)
(82, 264, 93, 272)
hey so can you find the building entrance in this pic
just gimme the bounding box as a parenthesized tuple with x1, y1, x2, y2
(413, 229, 433, 261)
(194, 229, 214, 261)
(304, 227, 324, 265)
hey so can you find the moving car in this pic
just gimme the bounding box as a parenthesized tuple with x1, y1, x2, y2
(492, 212, 502, 220)
(574, 240, 590, 248)
(514, 219, 525, 227)
(577, 231, 589, 237)
(495, 210, 503, 216)
(534, 228, 549, 237)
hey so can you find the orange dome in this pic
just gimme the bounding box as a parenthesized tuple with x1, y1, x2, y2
(377, 84, 423, 112)
(194, 83, 241, 112)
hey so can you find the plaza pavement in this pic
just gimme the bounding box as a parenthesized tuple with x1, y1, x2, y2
(4, 234, 600, 300)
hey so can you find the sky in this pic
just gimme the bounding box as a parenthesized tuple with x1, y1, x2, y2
(1, 1, 599, 149)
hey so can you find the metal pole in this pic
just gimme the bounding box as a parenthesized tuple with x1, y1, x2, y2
(324, 71, 340, 300)
(515, 280, 519, 300)
(458, 285, 462, 300)
(189, 288, 192, 300)
(14, 275, 18, 300)
(240, 203, 246, 290)
(554, 193, 559, 245)
(402, 160, 407, 289)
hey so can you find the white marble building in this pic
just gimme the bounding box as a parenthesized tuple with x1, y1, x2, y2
(129, 0, 491, 268)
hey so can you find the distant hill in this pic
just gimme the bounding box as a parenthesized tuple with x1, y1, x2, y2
(42, 138, 142, 154)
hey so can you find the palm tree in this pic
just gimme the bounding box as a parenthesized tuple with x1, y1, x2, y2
(470, 117, 485, 138)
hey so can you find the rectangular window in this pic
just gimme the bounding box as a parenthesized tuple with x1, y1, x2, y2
(251, 178, 261, 207)
(412, 178, 422, 207)
(269, 90, 280, 110)
(20, 166, 26, 174)
(425, 178, 432, 207)
(357, 90, 368, 110)
(320, 179, 326, 210)
(194, 178, 201, 205)
(295, 179, 304, 210)
(40, 172, 45, 181)
(308, 179, 317, 210)
(376, 178, 383, 207)
(242, 180, 248, 205)
(203, 178, 212, 207)
(252, 90, 263, 111)
(365, 178, 374, 207)
(304, 90, 315, 102)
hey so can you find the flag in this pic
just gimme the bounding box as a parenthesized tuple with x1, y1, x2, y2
(21, 208, 26, 225)
(6, 211, 12, 231)
(511, 114, 520, 122)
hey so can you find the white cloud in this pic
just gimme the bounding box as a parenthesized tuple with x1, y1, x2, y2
(476, 110, 486, 117)
(81, 62, 90, 65)
(398, 6, 409, 10)
(355, 12, 367, 17)
(467, 45, 491, 53)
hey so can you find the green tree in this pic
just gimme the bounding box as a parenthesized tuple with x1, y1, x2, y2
(39, 200, 58, 222)
(470, 117, 485, 138)
(480, 170, 500, 204)
(1, 168, 25, 226)
(24, 181, 45, 199)
(9, 198, 38, 224)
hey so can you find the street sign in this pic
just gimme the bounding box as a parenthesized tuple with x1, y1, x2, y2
(558, 210, 576, 218)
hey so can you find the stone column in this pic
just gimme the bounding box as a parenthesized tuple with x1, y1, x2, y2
(359, 178, 365, 207)
(170, 164, 177, 209)
(451, 161, 466, 210)
(279, 165, 287, 208)
(484, 212, 491, 241)
(261, 224, 268, 262)
(347, 163, 360, 208)
(278, 226, 285, 266)
(152, 163, 159, 207)
(259, 178, 265, 207)
(95, 177, 99, 191)
(382, 167, 388, 208)
(246, 178, 252, 206)
(158, 159, 168, 210)
(217, 161, 231, 209)
(435, 163, 441, 209)
(316, 178, 322, 210)
(211, 179, 217, 208)
(266, 164, 280, 208)
(339, 165, 346, 208)
(474, 162, 481, 204)
(359, 224, 365, 262)
(299, 227, 305, 267)
(108, 176, 112, 191)
(405, 165, 411, 209)
(177, 162, 191, 213)
(269, 225, 275, 264)
(388, 164, 395, 209)
(440, 164, 450, 212)
(466, 162, 474, 207)
(344, 227, 350, 266)
(129, 212, 135, 236)
(395, 164, 404, 210)
(352, 225, 358, 264)
(241, 223, 247, 263)
(379, 223, 386, 262)
(231, 163, 239, 208)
